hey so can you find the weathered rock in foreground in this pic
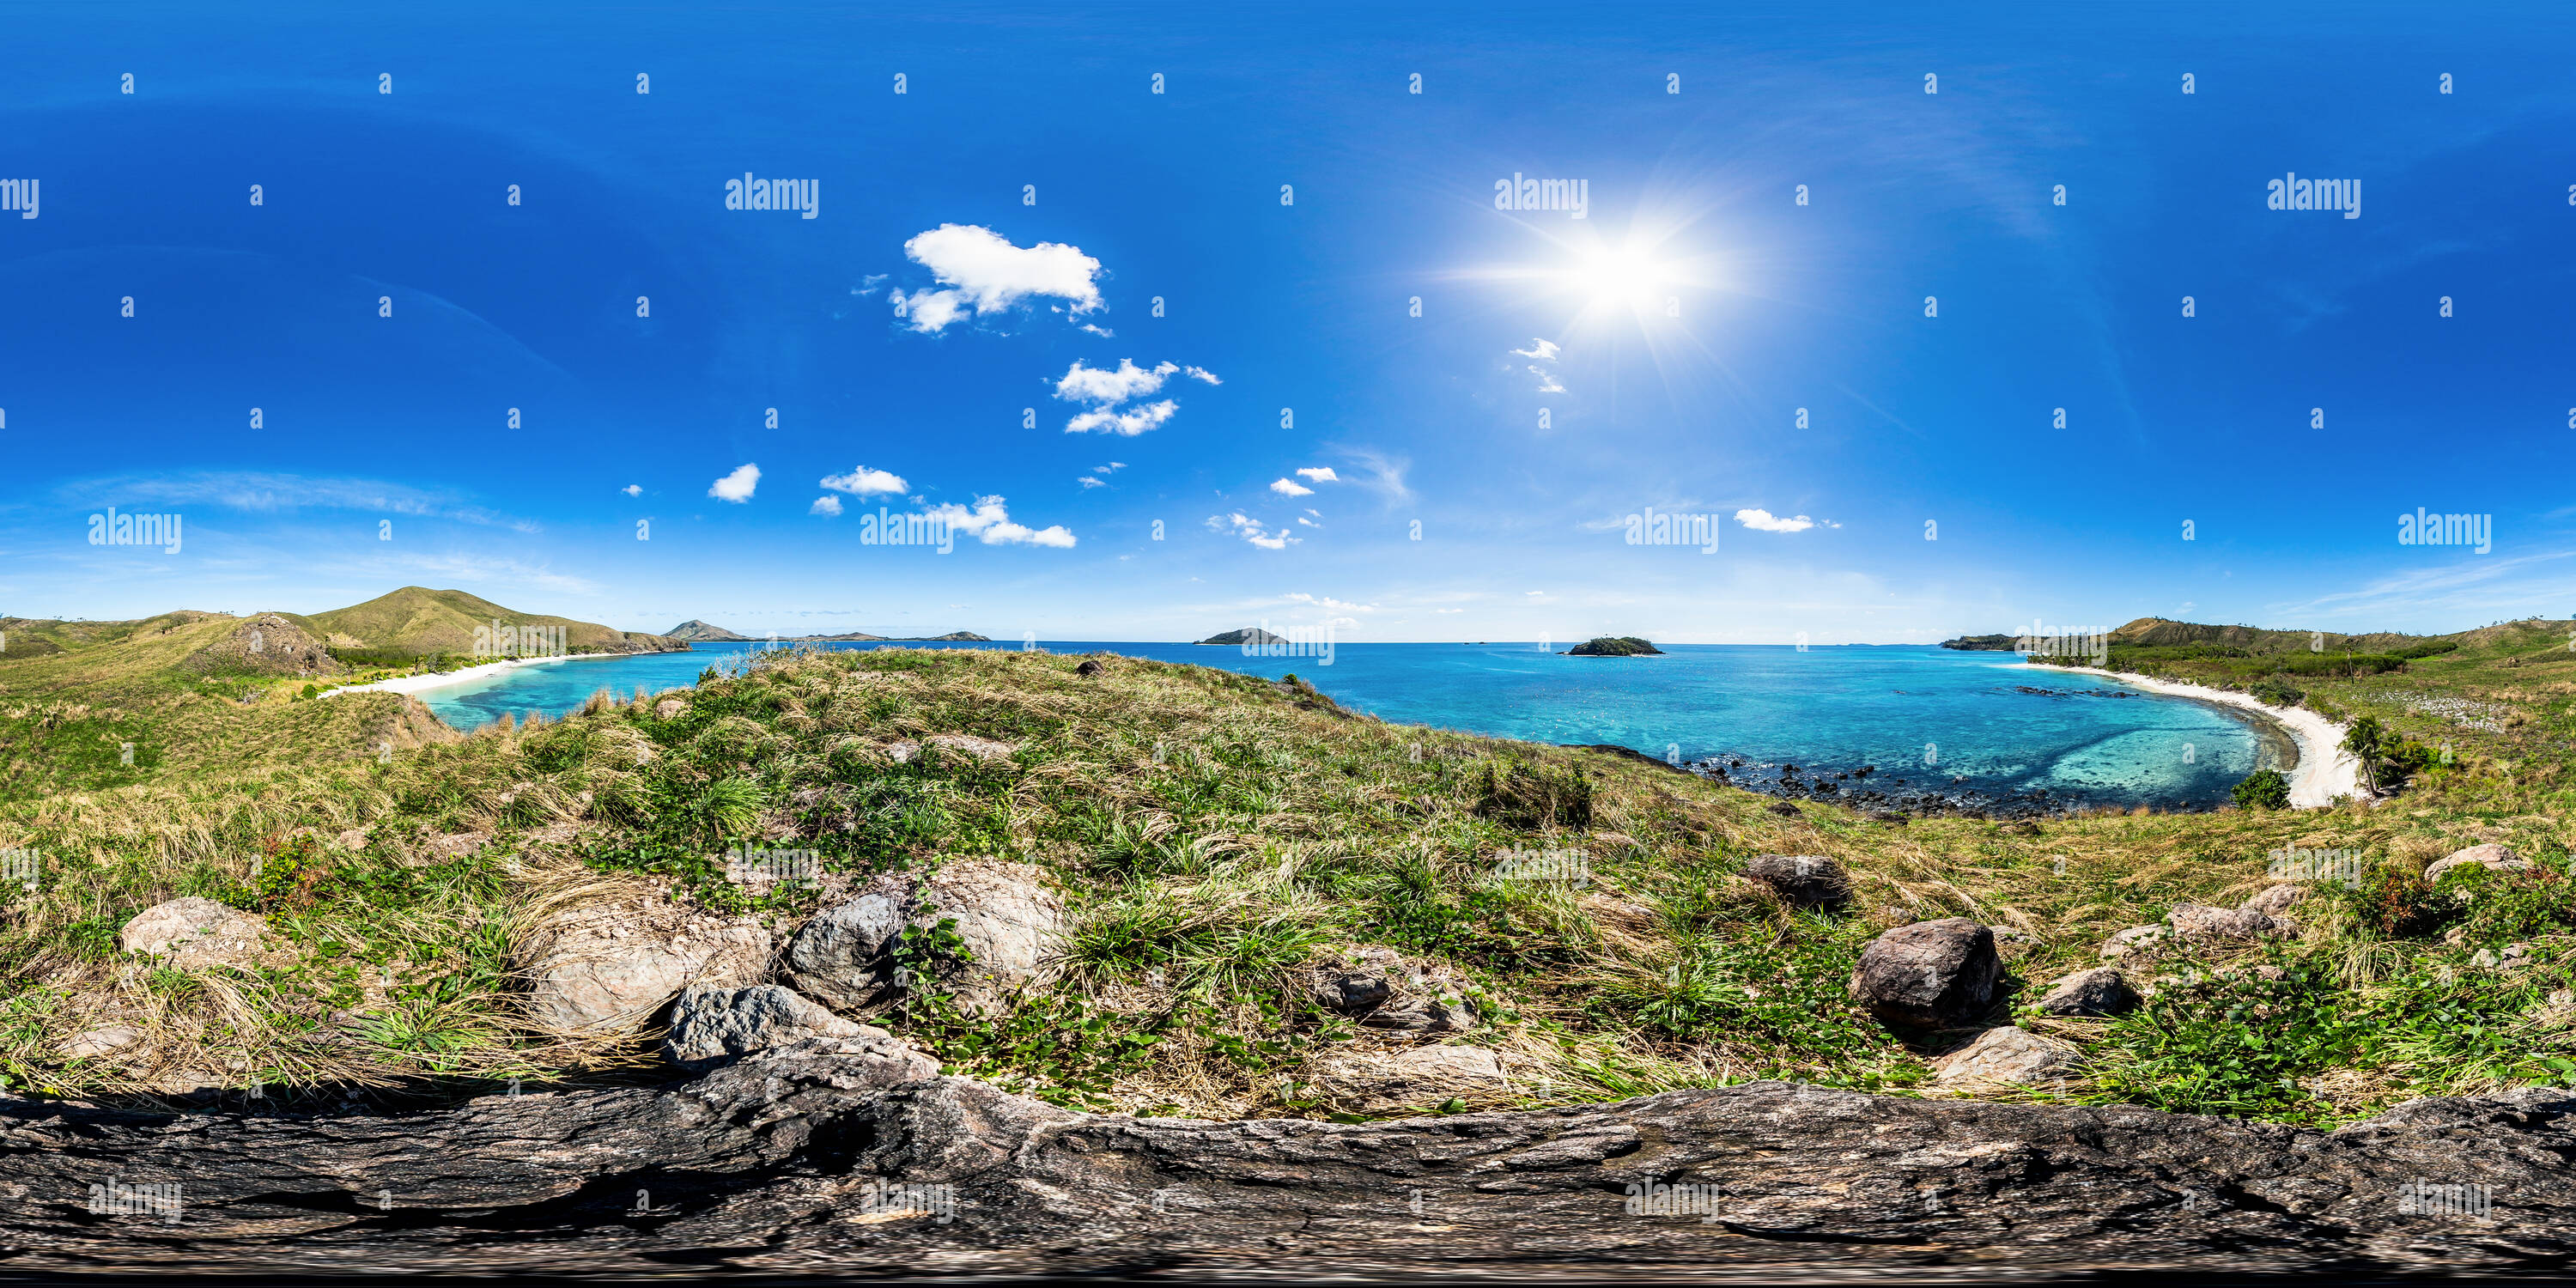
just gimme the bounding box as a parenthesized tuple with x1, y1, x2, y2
(0, 1048, 2567, 1276)
(118, 898, 274, 971)
(1848, 917, 2000, 1030)
(786, 859, 1065, 1016)
(2427, 843, 2530, 884)
(1740, 854, 1850, 909)
(1932, 1024, 2081, 1086)
(663, 984, 871, 1072)
(2032, 966, 2142, 1017)
(519, 898, 771, 1034)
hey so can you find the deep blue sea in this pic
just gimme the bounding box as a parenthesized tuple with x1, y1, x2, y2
(416, 641, 2287, 813)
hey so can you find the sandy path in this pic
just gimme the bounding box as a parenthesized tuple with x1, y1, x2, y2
(2029, 664, 2365, 808)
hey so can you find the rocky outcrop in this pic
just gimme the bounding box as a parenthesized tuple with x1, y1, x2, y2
(785, 860, 1064, 1016)
(519, 899, 771, 1034)
(663, 985, 873, 1072)
(2032, 966, 2141, 1017)
(2165, 902, 2296, 945)
(177, 614, 342, 678)
(1933, 1025, 2081, 1085)
(0, 1050, 2567, 1276)
(1311, 1043, 1509, 1112)
(118, 898, 275, 971)
(2427, 843, 2530, 884)
(1848, 918, 2001, 1030)
(1308, 948, 1475, 1032)
(1740, 854, 1849, 909)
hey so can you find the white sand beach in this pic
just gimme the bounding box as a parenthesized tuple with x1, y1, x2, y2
(2029, 663, 2364, 808)
(321, 652, 636, 699)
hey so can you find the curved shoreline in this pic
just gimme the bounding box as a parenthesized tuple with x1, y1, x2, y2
(319, 651, 677, 700)
(2026, 662, 2362, 808)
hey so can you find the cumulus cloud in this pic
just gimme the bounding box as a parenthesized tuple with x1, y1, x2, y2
(890, 224, 1103, 333)
(1735, 508, 1838, 532)
(927, 495, 1076, 548)
(1053, 361, 1216, 435)
(820, 465, 909, 495)
(1208, 512, 1298, 550)
(1056, 359, 1178, 404)
(1066, 399, 1178, 436)
(1269, 477, 1314, 496)
(708, 464, 761, 502)
(811, 495, 844, 516)
(1510, 338, 1561, 361)
(1077, 476, 1107, 489)
(621, 483, 642, 497)
(1295, 466, 1340, 483)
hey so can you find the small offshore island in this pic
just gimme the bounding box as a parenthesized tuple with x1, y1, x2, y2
(1565, 635, 1664, 656)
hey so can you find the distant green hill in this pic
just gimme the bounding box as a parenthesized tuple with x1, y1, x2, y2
(310, 587, 681, 659)
(665, 619, 752, 643)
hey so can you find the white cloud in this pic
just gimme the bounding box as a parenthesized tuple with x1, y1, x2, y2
(1286, 592, 1374, 611)
(1270, 477, 1314, 496)
(1208, 512, 1298, 550)
(1056, 359, 1178, 404)
(810, 495, 843, 516)
(820, 465, 909, 495)
(927, 495, 1077, 548)
(1066, 399, 1178, 436)
(1078, 323, 1114, 337)
(1297, 516, 1317, 526)
(708, 464, 761, 502)
(1530, 365, 1565, 393)
(1182, 366, 1221, 385)
(1077, 476, 1107, 489)
(890, 224, 1103, 333)
(1735, 508, 1832, 532)
(621, 483, 641, 497)
(1510, 338, 1561, 361)
(1295, 466, 1340, 483)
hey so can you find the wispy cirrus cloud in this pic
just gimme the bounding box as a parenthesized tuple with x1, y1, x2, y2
(59, 471, 543, 532)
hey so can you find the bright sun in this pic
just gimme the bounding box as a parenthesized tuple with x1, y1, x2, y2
(1572, 242, 1669, 307)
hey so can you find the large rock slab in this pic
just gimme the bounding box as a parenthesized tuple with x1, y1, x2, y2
(0, 1053, 2568, 1275)
(1313, 1043, 1509, 1112)
(1934, 1025, 2082, 1085)
(520, 898, 771, 1035)
(118, 898, 274, 971)
(785, 859, 1064, 1015)
(663, 984, 878, 1072)
(1848, 917, 2001, 1030)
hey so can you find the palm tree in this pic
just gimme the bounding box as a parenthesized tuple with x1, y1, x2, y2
(2342, 716, 2385, 796)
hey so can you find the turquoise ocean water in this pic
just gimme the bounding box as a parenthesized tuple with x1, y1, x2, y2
(411, 641, 2286, 814)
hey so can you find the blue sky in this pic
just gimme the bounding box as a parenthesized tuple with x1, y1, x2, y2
(3, 1, 2573, 643)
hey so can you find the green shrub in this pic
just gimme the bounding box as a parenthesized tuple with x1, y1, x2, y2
(2087, 956, 2354, 1124)
(2231, 769, 2290, 811)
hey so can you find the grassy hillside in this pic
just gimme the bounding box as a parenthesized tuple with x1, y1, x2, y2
(309, 586, 680, 660)
(0, 644, 2567, 1127)
(0, 586, 682, 801)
